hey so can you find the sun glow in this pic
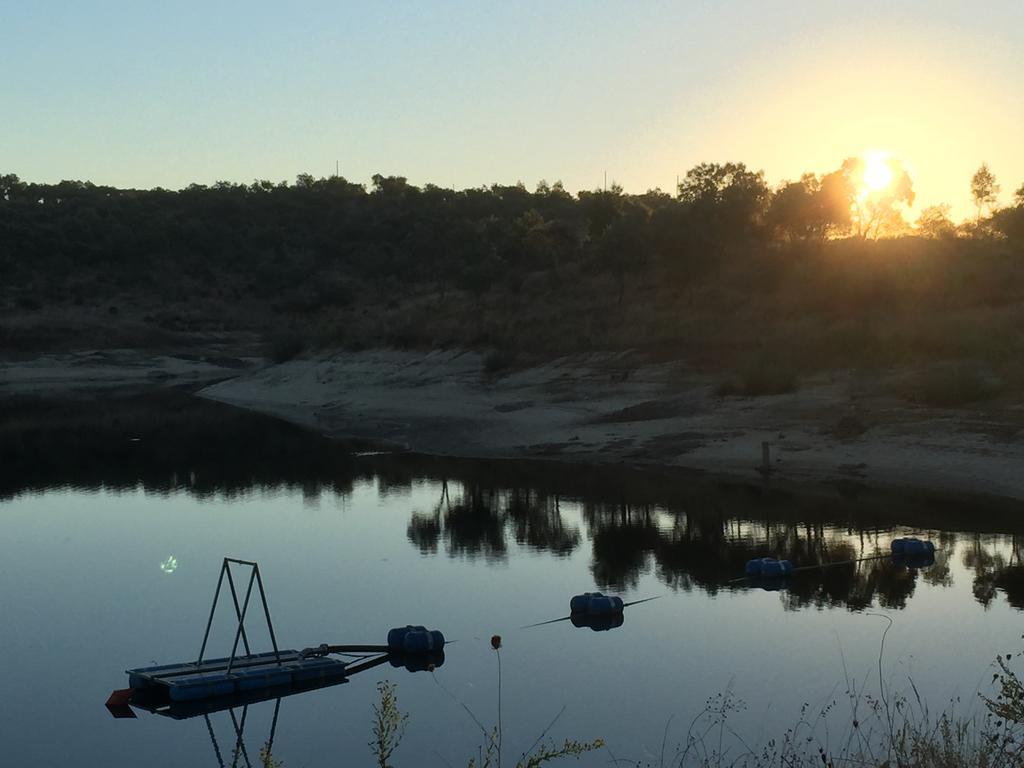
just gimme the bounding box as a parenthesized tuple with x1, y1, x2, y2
(862, 151, 894, 193)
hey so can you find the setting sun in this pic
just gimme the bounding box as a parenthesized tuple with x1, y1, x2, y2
(862, 152, 894, 192)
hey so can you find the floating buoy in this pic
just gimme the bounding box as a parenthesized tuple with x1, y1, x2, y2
(569, 592, 624, 616)
(570, 612, 625, 632)
(386, 626, 445, 654)
(890, 538, 935, 556)
(892, 551, 936, 569)
(744, 558, 794, 577)
(757, 579, 785, 592)
(389, 649, 445, 672)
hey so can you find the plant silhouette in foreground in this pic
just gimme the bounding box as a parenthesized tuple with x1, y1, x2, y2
(462, 633, 604, 767)
(368, 677, 603, 768)
(249, 645, 1024, 768)
(255, 631, 1024, 767)
(371, 680, 409, 768)
(637, 632, 1024, 768)
(371, 633, 603, 767)
(258, 743, 283, 767)
(982, 650, 1024, 729)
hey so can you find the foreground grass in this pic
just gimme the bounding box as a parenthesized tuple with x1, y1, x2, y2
(253, 637, 1024, 768)
(648, 633, 1024, 768)
(651, 684, 1022, 767)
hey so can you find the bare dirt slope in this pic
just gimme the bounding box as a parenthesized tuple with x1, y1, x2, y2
(196, 349, 1024, 500)
(4, 346, 1021, 499)
(0, 346, 259, 395)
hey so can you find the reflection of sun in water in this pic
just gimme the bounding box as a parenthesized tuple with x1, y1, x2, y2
(862, 151, 893, 192)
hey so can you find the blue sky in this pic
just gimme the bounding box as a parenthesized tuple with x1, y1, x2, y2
(3, 1, 1022, 219)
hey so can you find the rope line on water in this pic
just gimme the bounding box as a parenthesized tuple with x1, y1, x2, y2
(331, 546, 929, 649)
(517, 594, 663, 630)
(726, 551, 921, 585)
(454, 549, 924, 640)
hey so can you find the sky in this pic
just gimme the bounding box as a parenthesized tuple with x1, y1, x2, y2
(3, 0, 1022, 221)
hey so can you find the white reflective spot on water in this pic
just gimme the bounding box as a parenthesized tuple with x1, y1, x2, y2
(159, 555, 178, 573)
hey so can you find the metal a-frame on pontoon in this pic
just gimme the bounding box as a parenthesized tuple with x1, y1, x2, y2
(108, 558, 444, 720)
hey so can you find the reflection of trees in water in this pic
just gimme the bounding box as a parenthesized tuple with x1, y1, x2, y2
(785, 553, 916, 611)
(920, 531, 957, 589)
(406, 481, 581, 561)
(0, 393, 366, 501)
(507, 487, 580, 554)
(405, 488, 1024, 612)
(585, 504, 663, 590)
(582, 503, 923, 610)
(992, 566, 1024, 610)
(9, 394, 1024, 612)
(967, 534, 1024, 608)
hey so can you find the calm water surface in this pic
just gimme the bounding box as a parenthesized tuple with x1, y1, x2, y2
(2, 394, 1023, 766)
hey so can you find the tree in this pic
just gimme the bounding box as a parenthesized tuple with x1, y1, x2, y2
(595, 206, 650, 305)
(915, 204, 956, 239)
(766, 173, 851, 242)
(677, 162, 768, 211)
(970, 163, 999, 222)
(371, 174, 415, 199)
(648, 202, 713, 287)
(512, 209, 579, 276)
(1, 173, 26, 201)
(992, 188, 1024, 242)
(816, 167, 856, 236)
(577, 187, 623, 239)
(766, 178, 816, 242)
(677, 162, 769, 247)
(837, 156, 914, 239)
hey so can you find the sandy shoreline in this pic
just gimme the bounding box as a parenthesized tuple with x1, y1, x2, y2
(200, 349, 1024, 501)
(4, 347, 1023, 501)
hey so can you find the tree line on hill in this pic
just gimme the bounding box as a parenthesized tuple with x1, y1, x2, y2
(2, 158, 1023, 366)
(2, 158, 1022, 307)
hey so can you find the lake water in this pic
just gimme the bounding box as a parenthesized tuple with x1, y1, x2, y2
(2, 393, 1023, 766)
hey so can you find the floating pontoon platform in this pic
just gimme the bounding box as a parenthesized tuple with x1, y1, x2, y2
(120, 558, 353, 709)
(125, 652, 423, 721)
(128, 650, 350, 703)
(110, 559, 445, 722)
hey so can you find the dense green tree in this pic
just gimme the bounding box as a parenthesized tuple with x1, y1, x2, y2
(596, 205, 650, 304)
(0, 174, 25, 201)
(765, 173, 850, 242)
(677, 162, 769, 246)
(578, 185, 624, 239)
(815, 167, 856, 236)
(992, 195, 1024, 243)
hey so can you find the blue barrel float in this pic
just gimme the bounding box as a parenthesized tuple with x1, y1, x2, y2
(890, 537, 936, 569)
(390, 649, 445, 672)
(570, 612, 625, 632)
(890, 537, 935, 556)
(570, 592, 625, 616)
(569, 592, 626, 632)
(744, 558, 795, 577)
(387, 626, 445, 654)
(386, 626, 446, 673)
